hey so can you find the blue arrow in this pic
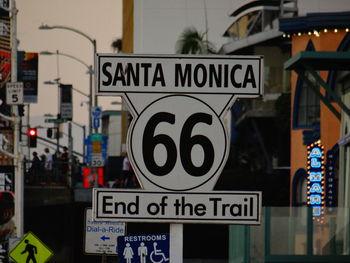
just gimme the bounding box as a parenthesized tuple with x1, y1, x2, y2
(101, 236, 110, 241)
(93, 118, 100, 129)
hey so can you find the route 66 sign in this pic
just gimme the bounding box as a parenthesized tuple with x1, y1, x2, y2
(97, 54, 263, 191)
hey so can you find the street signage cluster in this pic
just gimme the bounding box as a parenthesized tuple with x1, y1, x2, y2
(96, 54, 263, 192)
(91, 53, 264, 260)
(85, 133, 107, 167)
(93, 189, 261, 224)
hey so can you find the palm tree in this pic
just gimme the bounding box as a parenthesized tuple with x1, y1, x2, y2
(111, 38, 122, 53)
(175, 26, 216, 54)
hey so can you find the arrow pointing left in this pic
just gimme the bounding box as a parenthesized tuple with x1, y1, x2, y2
(100, 236, 110, 241)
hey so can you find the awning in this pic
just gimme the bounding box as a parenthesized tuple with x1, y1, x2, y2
(284, 51, 350, 120)
(285, 51, 350, 71)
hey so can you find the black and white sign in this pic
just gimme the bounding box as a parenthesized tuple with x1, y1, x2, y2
(0, 172, 13, 191)
(91, 153, 104, 167)
(60, 84, 72, 120)
(93, 189, 261, 225)
(97, 55, 262, 95)
(131, 95, 227, 191)
(96, 54, 263, 191)
(84, 208, 126, 255)
(6, 82, 23, 105)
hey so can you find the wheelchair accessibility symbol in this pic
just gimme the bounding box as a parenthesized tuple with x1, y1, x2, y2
(149, 242, 169, 263)
(118, 234, 169, 263)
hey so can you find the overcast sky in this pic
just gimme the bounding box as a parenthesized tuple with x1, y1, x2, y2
(16, 0, 123, 127)
(14, 0, 122, 155)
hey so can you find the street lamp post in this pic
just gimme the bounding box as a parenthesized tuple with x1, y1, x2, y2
(44, 79, 90, 98)
(38, 24, 98, 128)
(44, 78, 89, 157)
(43, 79, 61, 154)
(40, 50, 93, 134)
(9, 0, 25, 238)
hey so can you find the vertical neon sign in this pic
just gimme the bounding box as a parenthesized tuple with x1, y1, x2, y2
(307, 141, 325, 221)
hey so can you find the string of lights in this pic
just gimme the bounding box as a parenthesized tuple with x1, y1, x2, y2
(283, 28, 350, 38)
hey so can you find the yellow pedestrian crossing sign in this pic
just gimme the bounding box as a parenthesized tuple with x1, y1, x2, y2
(9, 232, 54, 263)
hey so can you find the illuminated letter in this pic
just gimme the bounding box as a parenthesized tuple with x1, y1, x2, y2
(313, 206, 322, 216)
(310, 183, 322, 193)
(310, 147, 322, 157)
(311, 158, 321, 168)
(310, 195, 321, 205)
(310, 172, 322, 182)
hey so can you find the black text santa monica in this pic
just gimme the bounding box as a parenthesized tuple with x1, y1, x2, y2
(97, 55, 263, 95)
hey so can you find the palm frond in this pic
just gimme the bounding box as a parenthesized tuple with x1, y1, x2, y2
(175, 26, 216, 54)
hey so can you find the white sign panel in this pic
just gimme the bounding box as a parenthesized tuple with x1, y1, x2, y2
(97, 54, 262, 95)
(6, 82, 23, 105)
(96, 54, 263, 192)
(90, 153, 104, 167)
(93, 189, 262, 225)
(0, 173, 12, 191)
(84, 208, 126, 255)
(60, 103, 72, 120)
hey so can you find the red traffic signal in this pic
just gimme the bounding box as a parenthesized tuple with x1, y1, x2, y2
(28, 128, 37, 147)
(28, 128, 37, 136)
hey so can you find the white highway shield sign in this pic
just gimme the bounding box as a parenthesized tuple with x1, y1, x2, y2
(93, 189, 262, 225)
(96, 54, 263, 191)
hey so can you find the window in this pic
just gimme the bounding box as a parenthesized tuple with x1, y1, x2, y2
(227, 8, 280, 41)
(327, 32, 350, 99)
(293, 41, 320, 129)
(292, 168, 308, 206)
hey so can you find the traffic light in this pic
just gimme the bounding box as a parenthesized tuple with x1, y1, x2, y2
(47, 128, 53, 138)
(28, 128, 37, 148)
(18, 105, 25, 117)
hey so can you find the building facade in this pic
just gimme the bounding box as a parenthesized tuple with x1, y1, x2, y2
(223, 1, 350, 262)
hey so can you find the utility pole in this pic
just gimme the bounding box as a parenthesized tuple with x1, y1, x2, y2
(10, 0, 24, 238)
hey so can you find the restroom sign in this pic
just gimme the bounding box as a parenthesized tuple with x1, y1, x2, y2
(117, 234, 169, 263)
(96, 54, 263, 191)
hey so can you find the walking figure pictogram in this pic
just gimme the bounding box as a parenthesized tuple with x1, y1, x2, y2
(21, 239, 37, 263)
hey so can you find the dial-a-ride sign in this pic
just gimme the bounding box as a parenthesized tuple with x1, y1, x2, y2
(96, 54, 263, 192)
